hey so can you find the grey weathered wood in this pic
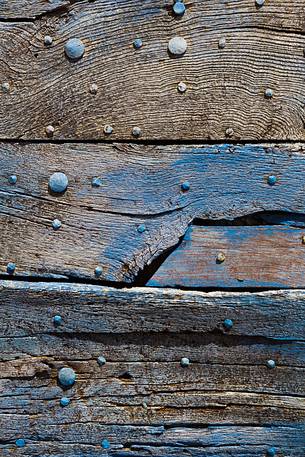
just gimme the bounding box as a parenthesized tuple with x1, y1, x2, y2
(0, 0, 69, 19)
(147, 225, 305, 289)
(0, 281, 304, 456)
(2, 143, 305, 282)
(1, 1, 305, 139)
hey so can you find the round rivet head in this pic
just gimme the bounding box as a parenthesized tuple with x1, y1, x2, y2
(15, 439, 26, 448)
(180, 357, 190, 368)
(95, 266, 103, 277)
(97, 355, 106, 366)
(265, 88, 273, 98)
(53, 315, 62, 326)
(45, 125, 55, 137)
(133, 38, 143, 49)
(7, 262, 16, 275)
(177, 81, 187, 93)
(101, 439, 110, 449)
(168, 36, 187, 56)
(52, 219, 62, 230)
(173, 1, 186, 15)
(216, 252, 226, 263)
(44, 35, 53, 46)
(226, 128, 234, 137)
(256, 0, 265, 6)
(1, 82, 10, 93)
(60, 397, 70, 407)
(266, 359, 276, 369)
(89, 83, 98, 94)
(8, 175, 17, 185)
(49, 172, 68, 194)
(92, 177, 102, 187)
(181, 181, 190, 191)
(64, 38, 85, 60)
(132, 126, 141, 137)
(137, 224, 146, 233)
(104, 125, 113, 135)
(223, 318, 234, 330)
(266, 447, 276, 457)
(267, 175, 277, 186)
(58, 367, 76, 388)
(218, 37, 226, 49)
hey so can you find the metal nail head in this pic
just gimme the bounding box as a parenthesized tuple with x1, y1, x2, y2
(64, 38, 85, 60)
(49, 172, 69, 194)
(168, 36, 187, 56)
(58, 367, 76, 388)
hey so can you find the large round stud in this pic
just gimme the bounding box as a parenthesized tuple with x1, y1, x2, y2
(64, 38, 85, 60)
(58, 367, 76, 388)
(48, 172, 68, 194)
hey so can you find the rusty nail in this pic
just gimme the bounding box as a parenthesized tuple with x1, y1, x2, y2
(64, 38, 85, 60)
(180, 357, 190, 367)
(49, 172, 68, 194)
(168, 36, 187, 56)
(45, 125, 55, 137)
(58, 367, 76, 388)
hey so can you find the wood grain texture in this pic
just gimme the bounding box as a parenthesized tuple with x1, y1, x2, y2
(2, 143, 305, 282)
(0, 281, 304, 456)
(148, 225, 305, 289)
(1, 0, 305, 139)
(0, 0, 69, 20)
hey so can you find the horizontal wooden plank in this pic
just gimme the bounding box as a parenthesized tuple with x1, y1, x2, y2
(0, 281, 304, 339)
(148, 225, 305, 289)
(2, 143, 305, 282)
(1, 1, 305, 139)
(0, 282, 304, 456)
(0, 0, 69, 19)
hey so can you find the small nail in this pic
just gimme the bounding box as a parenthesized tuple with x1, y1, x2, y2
(177, 81, 187, 93)
(223, 318, 234, 330)
(95, 266, 103, 277)
(89, 83, 98, 94)
(1, 82, 10, 93)
(132, 126, 141, 137)
(137, 224, 146, 233)
(64, 38, 85, 60)
(218, 37, 226, 49)
(53, 315, 62, 326)
(101, 439, 110, 450)
(49, 172, 68, 194)
(91, 177, 102, 187)
(266, 447, 276, 457)
(168, 36, 187, 56)
(45, 125, 55, 137)
(104, 125, 113, 135)
(7, 262, 16, 275)
(181, 181, 190, 191)
(267, 175, 277, 186)
(58, 367, 76, 388)
(216, 252, 226, 263)
(265, 88, 273, 98)
(52, 219, 62, 230)
(8, 175, 17, 185)
(44, 35, 53, 46)
(133, 38, 143, 49)
(60, 397, 70, 407)
(97, 355, 106, 366)
(15, 439, 26, 448)
(180, 357, 190, 368)
(173, 1, 186, 16)
(266, 359, 276, 369)
(225, 128, 234, 137)
(255, 0, 265, 6)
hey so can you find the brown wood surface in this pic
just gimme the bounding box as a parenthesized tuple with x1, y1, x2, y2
(0, 281, 304, 456)
(148, 225, 305, 289)
(1, 0, 305, 140)
(2, 142, 305, 283)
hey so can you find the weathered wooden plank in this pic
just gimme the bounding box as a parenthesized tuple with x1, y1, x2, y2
(0, 0, 69, 19)
(1, 1, 305, 139)
(0, 282, 304, 455)
(2, 143, 305, 282)
(0, 281, 305, 339)
(148, 225, 305, 289)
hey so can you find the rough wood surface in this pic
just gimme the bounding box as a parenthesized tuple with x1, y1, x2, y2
(2, 143, 305, 282)
(0, 281, 304, 456)
(148, 225, 305, 289)
(1, 0, 305, 139)
(0, 0, 69, 20)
